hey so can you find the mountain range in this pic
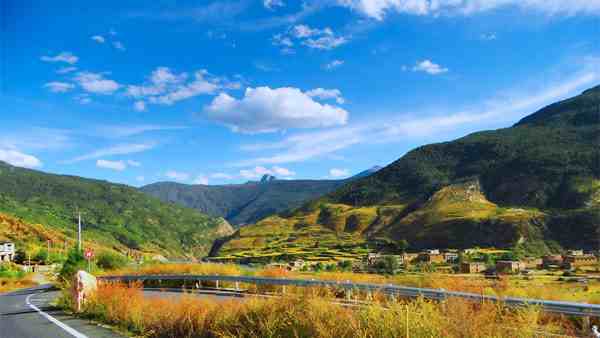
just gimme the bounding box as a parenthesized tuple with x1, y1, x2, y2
(0, 162, 232, 257)
(211, 85, 600, 262)
(141, 166, 382, 226)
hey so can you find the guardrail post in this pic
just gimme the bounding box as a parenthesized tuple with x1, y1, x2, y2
(235, 281, 240, 291)
(216, 280, 219, 289)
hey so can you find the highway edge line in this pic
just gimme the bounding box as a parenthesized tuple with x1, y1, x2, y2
(25, 293, 89, 338)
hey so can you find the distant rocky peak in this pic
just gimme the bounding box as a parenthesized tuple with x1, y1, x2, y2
(260, 174, 277, 183)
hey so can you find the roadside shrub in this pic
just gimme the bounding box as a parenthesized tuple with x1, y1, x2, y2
(96, 252, 128, 271)
(60, 248, 87, 280)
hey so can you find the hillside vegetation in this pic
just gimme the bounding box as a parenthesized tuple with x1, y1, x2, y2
(0, 162, 233, 257)
(141, 167, 381, 226)
(212, 85, 600, 260)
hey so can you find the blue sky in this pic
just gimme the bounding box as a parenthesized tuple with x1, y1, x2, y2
(2, 0, 600, 186)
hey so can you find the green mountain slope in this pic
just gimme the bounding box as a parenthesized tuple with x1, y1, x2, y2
(141, 167, 381, 226)
(0, 162, 233, 257)
(211, 86, 600, 261)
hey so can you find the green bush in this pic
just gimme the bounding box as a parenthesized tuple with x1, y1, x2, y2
(96, 252, 128, 271)
(60, 248, 88, 280)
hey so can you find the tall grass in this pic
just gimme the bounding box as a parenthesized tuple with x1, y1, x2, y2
(75, 282, 578, 338)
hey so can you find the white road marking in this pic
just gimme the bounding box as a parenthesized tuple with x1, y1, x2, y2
(25, 293, 89, 338)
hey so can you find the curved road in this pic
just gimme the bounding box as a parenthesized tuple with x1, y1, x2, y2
(0, 285, 124, 338)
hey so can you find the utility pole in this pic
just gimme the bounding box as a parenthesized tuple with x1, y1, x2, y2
(78, 212, 82, 252)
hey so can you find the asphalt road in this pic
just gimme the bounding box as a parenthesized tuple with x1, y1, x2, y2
(0, 285, 124, 338)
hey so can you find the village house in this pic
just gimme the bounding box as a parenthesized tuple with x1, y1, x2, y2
(0, 241, 15, 262)
(562, 254, 598, 269)
(460, 261, 487, 274)
(566, 250, 584, 256)
(418, 250, 445, 264)
(288, 259, 305, 271)
(521, 257, 543, 269)
(443, 251, 459, 263)
(542, 255, 563, 268)
(496, 260, 525, 274)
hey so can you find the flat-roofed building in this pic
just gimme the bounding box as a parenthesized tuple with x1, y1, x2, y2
(0, 241, 15, 262)
(563, 255, 597, 269)
(496, 260, 525, 273)
(460, 261, 486, 273)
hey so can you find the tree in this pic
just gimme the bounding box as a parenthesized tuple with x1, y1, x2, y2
(60, 248, 87, 280)
(397, 239, 410, 253)
(96, 252, 128, 270)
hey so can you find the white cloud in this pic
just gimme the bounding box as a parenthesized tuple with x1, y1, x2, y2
(306, 88, 345, 104)
(324, 59, 344, 70)
(133, 101, 146, 112)
(204, 86, 348, 133)
(234, 65, 600, 166)
(127, 160, 141, 167)
(43, 82, 75, 93)
(66, 143, 155, 163)
(210, 172, 234, 180)
(75, 72, 120, 94)
(113, 41, 126, 51)
(264, 0, 284, 10)
(40, 52, 78, 64)
(271, 166, 295, 177)
(193, 175, 209, 185)
(239, 166, 294, 179)
(96, 159, 126, 171)
(166, 170, 190, 181)
(329, 168, 350, 178)
(412, 59, 448, 75)
(274, 25, 348, 51)
(136, 176, 145, 182)
(0, 149, 42, 168)
(94, 125, 186, 138)
(56, 66, 78, 74)
(337, 0, 600, 20)
(76, 95, 92, 104)
(480, 32, 497, 41)
(127, 67, 221, 106)
(91, 35, 105, 43)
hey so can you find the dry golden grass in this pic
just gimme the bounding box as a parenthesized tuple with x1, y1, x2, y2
(0, 277, 36, 293)
(75, 282, 580, 338)
(102, 262, 243, 277)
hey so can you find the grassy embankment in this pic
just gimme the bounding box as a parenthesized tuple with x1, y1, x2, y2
(0, 263, 36, 293)
(66, 281, 585, 338)
(102, 263, 600, 304)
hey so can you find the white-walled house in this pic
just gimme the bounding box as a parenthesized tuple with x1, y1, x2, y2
(0, 241, 15, 262)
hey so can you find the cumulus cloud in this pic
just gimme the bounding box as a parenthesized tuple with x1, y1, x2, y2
(0, 149, 42, 168)
(273, 25, 348, 51)
(412, 59, 448, 75)
(40, 52, 78, 64)
(165, 170, 190, 181)
(324, 59, 344, 70)
(337, 0, 600, 20)
(204, 86, 349, 133)
(234, 66, 600, 166)
(264, 0, 284, 10)
(127, 67, 224, 106)
(329, 168, 350, 178)
(91, 35, 105, 43)
(96, 159, 126, 171)
(239, 165, 295, 179)
(44, 82, 75, 93)
(56, 66, 78, 74)
(306, 88, 345, 104)
(75, 72, 120, 94)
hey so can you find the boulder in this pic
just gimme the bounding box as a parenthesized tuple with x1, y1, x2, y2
(72, 270, 97, 312)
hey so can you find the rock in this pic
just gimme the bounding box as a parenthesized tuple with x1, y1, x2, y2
(72, 270, 97, 312)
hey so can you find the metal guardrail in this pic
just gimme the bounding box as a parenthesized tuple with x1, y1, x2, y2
(98, 274, 600, 317)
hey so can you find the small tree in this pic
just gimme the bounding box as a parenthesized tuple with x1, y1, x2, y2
(96, 252, 128, 271)
(397, 239, 410, 253)
(60, 248, 87, 280)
